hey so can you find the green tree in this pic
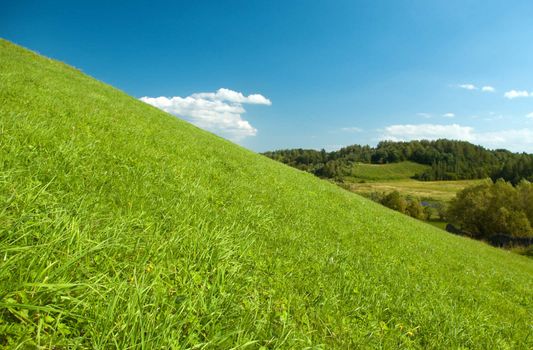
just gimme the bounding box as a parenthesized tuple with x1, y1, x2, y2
(434, 202, 447, 221)
(517, 180, 533, 223)
(406, 199, 425, 219)
(381, 191, 407, 214)
(447, 181, 492, 238)
(448, 179, 533, 239)
(423, 206, 433, 220)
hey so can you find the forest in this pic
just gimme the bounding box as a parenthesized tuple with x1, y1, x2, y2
(263, 139, 533, 183)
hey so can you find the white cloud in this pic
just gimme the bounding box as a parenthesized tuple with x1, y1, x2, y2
(504, 90, 531, 99)
(380, 123, 533, 152)
(527, 113, 533, 119)
(459, 84, 477, 90)
(475, 129, 533, 150)
(484, 112, 506, 121)
(457, 84, 497, 93)
(417, 113, 432, 119)
(191, 88, 271, 105)
(382, 124, 475, 142)
(140, 88, 271, 141)
(442, 113, 455, 118)
(341, 127, 363, 133)
(324, 144, 344, 151)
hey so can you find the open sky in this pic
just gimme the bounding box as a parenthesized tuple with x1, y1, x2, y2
(3, 0, 533, 152)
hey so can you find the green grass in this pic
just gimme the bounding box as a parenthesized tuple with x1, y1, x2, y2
(343, 179, 486, 202)
(426, 220, 448, 231)
(1, 39, 532, 348)
(342, 161, 429, 182)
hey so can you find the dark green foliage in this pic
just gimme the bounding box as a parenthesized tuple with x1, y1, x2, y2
(448, 180, 533, 239)
(373, 191, 427, 220)
(264, 140, 533, 183)
(423, 206, 433, 220)
(406, 200, 426, 220)
(434, 202, 447, 220)
(381, 191, 407, 213)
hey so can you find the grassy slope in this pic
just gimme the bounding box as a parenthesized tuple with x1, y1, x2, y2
(344, 161, 429, 181)
(0, 39, 532, 349)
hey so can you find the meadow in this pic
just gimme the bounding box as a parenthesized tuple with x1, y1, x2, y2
(1, 39, 532, 349)
(341, 161, 429, 182)
(342, 178, 486, 202)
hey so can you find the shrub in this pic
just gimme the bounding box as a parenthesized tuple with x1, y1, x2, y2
(448, 179, 533, 239)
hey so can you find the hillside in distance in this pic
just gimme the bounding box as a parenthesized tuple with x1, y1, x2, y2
(1, 39, 532, 348)
(264, 140, 533, 183)
(336, 161, 429, 182)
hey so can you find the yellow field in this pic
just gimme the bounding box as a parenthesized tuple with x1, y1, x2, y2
(343, 179, 488, 201)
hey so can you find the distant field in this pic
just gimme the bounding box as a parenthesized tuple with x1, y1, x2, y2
(343, 161, 429, 181)
(343, 179, 487, 201)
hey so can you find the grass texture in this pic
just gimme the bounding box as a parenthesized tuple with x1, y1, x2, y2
(1, 39, 532, 349)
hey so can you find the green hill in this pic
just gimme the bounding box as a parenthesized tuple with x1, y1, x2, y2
(1, 39, 532, 348)
(343, 161, 429, 181)
(263, 140, 533, 183)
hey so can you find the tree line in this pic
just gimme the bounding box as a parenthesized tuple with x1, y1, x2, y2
(263, 139, 533, 183)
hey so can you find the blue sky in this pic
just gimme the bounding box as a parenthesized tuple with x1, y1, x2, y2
(3, 0, 533, 152)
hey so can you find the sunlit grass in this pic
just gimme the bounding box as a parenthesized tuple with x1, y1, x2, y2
(1, 39, 532, 348)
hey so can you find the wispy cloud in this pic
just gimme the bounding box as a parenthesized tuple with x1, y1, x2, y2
(483, 114, 505, 121)
(417, 113, 432, 119)
(380, 123, 533, 152)
(140, 88, 271, 141)
(382, 124, 474, 141)
(476, 129, 533, 151)
(340, 127, 363, 133)
(442, 113, 455, 118)
(504, 90, 531, 99)
(527, 112, 533, 119)
(457, 84, 495, 93)
(458, 83, 477, 90)
(324, 144, 345, 151)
